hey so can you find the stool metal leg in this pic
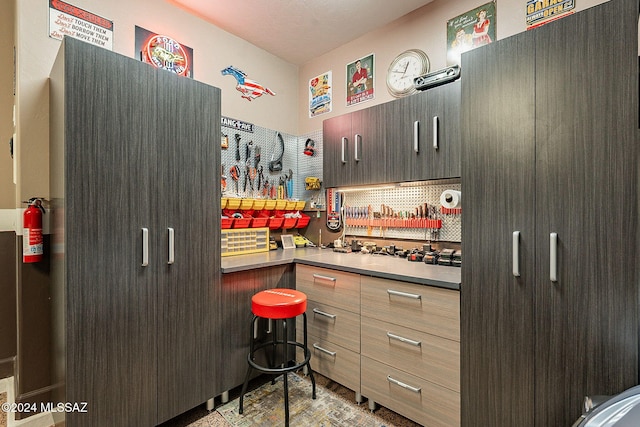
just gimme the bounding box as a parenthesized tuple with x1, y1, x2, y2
(239, 315, 258, 415)
(283, 318, 290, 427)
(303, 312, 317, 399)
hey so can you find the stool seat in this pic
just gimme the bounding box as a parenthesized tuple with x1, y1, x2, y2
(252, 288, 307, 319)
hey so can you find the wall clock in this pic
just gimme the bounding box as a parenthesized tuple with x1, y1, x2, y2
(386, 49, 430, 98)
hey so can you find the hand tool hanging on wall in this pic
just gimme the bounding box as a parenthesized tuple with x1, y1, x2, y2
(221, 164, 227, 192)
(286, 169, 293, 199)
(269, 132, 284, 172)
(257, 165, 264, 191)
(230, 165, 240, 194)
(254, 146, 261, 168)
(235, 134, 241, 161)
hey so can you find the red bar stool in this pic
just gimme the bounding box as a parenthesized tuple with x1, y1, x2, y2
(239, 288, 316, 427)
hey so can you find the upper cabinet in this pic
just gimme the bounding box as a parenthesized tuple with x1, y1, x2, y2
(323, 81, 461, 188)
(322, 103, 387, 188)
(385, 80, 461, 183)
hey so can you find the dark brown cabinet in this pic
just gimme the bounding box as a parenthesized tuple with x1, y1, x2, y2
(385, 80, 461, 182)
(322, 104, 386, 187)
(461, 1, 638, 426)
(322, 82, 460, 188)
(49, 37, 220, 426)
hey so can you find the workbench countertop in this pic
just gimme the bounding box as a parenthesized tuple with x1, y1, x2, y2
(221, 248, 461, 290)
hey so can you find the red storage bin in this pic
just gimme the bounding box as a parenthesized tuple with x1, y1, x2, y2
(233, 217, 252, 228)
(221, 217, 233, 229)
(282, 217, 297, 229)
(295, 214, 310, 228)
(268, 217, 284, 230)
(251, 217, 269, 228)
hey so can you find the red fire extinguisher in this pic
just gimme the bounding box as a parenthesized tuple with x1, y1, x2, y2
(23, 198, 45, 263)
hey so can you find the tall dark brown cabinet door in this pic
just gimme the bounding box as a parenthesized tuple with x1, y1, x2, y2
(62, 38, 158, 426)
(155, 73, 220, 423)
(462, 1, 638, 426)
(461, 31, 536, 427)
(533, 1, 638, 424)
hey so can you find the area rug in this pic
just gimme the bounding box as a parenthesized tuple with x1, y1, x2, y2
(215, 374, 390, 426)
(0, 392, 6, 427)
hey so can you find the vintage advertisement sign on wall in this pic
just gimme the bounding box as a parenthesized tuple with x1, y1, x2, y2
(526, 0, 575, 29)
(346, 54, 374, 106)
(49, 0, 113, 50)
(135, 26, 193, 78)
(446, 1, 496, 65)
(309, 71, 332, 118)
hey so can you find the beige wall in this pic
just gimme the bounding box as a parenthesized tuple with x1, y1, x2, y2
(0, 0, 15, 211)
(13, 0, 299, 208)
(13, 0, 610, 210)
(297, 0, 608, 135)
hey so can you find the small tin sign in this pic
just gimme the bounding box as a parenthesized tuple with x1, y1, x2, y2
(526, 0, 575, 27)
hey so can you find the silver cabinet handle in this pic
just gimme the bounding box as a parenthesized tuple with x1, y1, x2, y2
(141, 227, 149, 267)
(313, 308, 337, 319)
(387, 289, 421, 300)
(513, 231, 520, 277)
(413, 120, 419, 153)
(167, 227, 175, 265)
(387, 332, 421, 347)
(433, 116, 439, 150)
(313, 343, 336, 357)
(354, 134, 362, 161)
(313, 273, 337, 285)
(341, 137, 347, 163)
(387, 376, 421, 393)
(550, 232, 558, 282)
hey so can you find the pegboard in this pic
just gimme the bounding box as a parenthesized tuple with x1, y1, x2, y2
(221, 125, 299, 199)
(340, 180, 461, 242)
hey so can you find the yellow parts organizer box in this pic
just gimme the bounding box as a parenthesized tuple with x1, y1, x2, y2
(221, 227, 270, 257)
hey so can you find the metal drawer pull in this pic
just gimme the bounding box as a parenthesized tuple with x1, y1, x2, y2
(413, 120, 419, 153)
(341, 137, 347, 163)
(313, 343, 336, 357)
(141, 228, 149, 267)
(433, 116, 439, 150)
(167, 227, 175, 265)
(512, 231, 520, 277)
(387, 332, 421, 347)
(550, 232, 558, 282)
(387, 376, 421, 393)
(313, 273, 337, 284)
(387, 289, 421, 300)
(354, 133, 362, 161)
(313, 308, 337, 319)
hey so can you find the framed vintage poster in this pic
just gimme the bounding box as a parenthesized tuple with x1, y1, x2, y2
(346, 54, 374, 106)
(446, 1, 496, 65)
(309, 71, 332, 117)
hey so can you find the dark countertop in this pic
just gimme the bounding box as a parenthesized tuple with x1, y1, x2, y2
(221, 248, 461, 290)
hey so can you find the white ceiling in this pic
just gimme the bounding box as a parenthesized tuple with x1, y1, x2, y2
(169, 0, 434, 65)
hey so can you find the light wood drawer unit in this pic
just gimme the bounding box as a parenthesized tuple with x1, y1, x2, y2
(361, 276, 460, 341)
(297, 334, 361, 393)
(361, 316, 459, 392)
(361, 356, 460, 427)
(300, 299, 360, 353)
(296, 265, 360, 313)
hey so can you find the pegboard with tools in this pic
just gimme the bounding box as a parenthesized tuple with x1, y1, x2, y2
(339, 179, 461, 242)
(221, 124, 299, 200)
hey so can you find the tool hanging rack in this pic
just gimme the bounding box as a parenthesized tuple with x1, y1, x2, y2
(339, 179, 461, 242)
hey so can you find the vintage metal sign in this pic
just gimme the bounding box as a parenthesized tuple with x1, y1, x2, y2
(49, 0, 113, 49)
(221, 117, 254, 133)
(526, 0, 575, 27)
